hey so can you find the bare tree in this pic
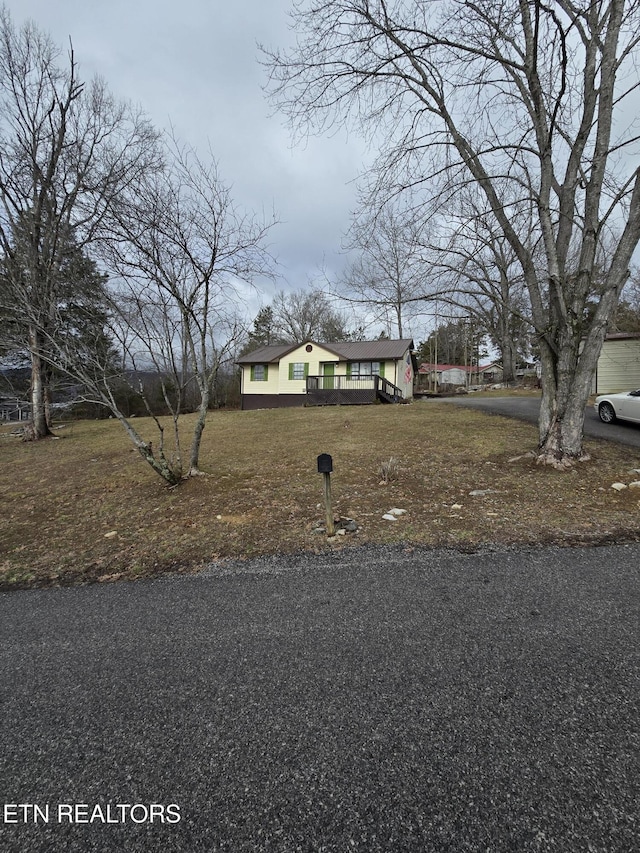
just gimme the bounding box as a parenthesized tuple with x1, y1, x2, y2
(456, 238, 530, 384)
(265, 0, 640, 465)
(611, 272, 640, 331)
(45, 295, 187, 486)
(36, 218, 254, 486)
(271, 287, 353, 342)
(104, 138, 275, 480)
(0, 9, 160, 440)
(429, 190, 536, 382)
(339, 200, 430, 338)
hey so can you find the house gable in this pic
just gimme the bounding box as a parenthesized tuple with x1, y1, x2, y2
(277, 342, 343, 394)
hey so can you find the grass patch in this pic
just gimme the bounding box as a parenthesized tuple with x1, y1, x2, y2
(2, 403, 640, 589)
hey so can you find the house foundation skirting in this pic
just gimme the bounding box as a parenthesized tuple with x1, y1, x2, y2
(241, 394, 306, 411)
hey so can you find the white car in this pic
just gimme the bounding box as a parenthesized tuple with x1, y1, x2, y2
(595, 389, 640, 424)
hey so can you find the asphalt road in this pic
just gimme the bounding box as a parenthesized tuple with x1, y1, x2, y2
(1, 544, 638, 852)
(437, 395, 640, 448)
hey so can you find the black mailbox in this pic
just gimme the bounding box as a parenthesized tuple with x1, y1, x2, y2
(317, 453, 333, 474)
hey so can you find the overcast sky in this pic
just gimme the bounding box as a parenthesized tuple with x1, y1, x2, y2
(6, 0, 377, 327)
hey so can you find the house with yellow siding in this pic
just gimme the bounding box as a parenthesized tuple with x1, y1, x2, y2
(237, 339, 416, 410)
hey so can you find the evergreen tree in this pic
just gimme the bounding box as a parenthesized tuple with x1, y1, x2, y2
(241, 306, 282, 354)
(2, 226, 117, 421)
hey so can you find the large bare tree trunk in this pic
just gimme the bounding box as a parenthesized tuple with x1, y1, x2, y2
(24, 327, 53, 441)
(537, 308, 612, 466)
(538, 378, 591, 468)
(501, 341, 516, 386)
(44, 383, 53, 430)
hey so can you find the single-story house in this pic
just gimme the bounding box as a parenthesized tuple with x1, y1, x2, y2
(592, 332, 640, 393)
(236, 338, 416, 410)
(0, 397, 31, 422)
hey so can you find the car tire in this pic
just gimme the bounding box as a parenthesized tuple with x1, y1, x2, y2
(598, 401, 616, 424)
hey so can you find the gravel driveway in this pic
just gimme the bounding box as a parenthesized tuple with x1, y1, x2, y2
(1, 544, 638, 852)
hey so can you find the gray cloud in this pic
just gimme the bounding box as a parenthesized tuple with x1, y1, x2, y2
(6, 0, 369, 311)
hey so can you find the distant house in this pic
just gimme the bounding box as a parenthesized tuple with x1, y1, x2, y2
(592, 332, 640, 393)
(0, 397, 31, 422)
(418, 364, 468, 387)
(476, 363, 504, 384)
(236, 338, 416, 410)
(417, 362, 503, 389)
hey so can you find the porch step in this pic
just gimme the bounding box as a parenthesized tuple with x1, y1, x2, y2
(376, 377, 404, 403)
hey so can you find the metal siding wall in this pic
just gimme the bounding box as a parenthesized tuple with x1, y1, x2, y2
(596, 341, 640, 393)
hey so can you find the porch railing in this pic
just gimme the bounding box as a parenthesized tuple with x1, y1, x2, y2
(306, 374, 404, 401)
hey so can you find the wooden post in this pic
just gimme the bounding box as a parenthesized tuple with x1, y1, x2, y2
(323, 471, 335, 536)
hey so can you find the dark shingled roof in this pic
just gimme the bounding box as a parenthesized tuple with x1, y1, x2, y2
(236, 344, 295, 364)
(326, 339, 415, 361)
(237, 339, 415, 364)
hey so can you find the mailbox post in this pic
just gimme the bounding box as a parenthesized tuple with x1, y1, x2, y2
(317, 453, 335, 536)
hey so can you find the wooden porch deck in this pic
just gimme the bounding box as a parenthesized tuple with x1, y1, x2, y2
(305, 375, 404, 406)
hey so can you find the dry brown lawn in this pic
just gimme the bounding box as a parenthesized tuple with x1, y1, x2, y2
(2, 401, 640, 589)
